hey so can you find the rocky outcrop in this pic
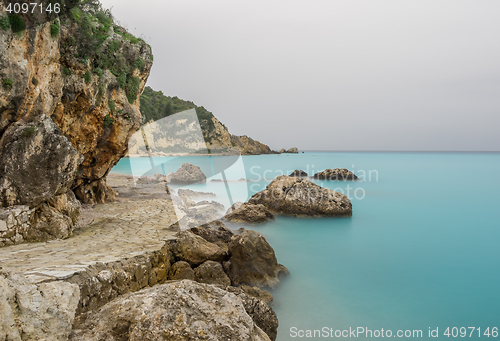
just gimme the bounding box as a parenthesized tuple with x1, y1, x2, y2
(224, 202, 275, 223)
(280, 147, 299, 153)
(190, 220, 234, 251)
(313, 168, 359, 181)
(169, 162, 207, 184)
(0, 3, 153, 204)
(168, 230, 227, 267)
(231, 134, 275, 155)
(29, 191, 81, 242)
(0, 117, 83, 244)
(136, 86, 276, 155)
(249, 175, 353, 217)
(0, 117, 82, 207)
(225, 229, 288, 289)
(69, 280, 271, 341)
(222, 285, 279, 341)
(290, 169, 308, 177)
(168, 261, 195, 281)
(0, 272, 80, 341)
(194, 260, 231, 286)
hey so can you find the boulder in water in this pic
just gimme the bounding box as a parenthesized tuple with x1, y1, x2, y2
(169, 163, 207, 184)
(249, 175, 352, 217)
(313, 168, 358, 181)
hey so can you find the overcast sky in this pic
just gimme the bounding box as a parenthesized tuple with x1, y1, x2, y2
(101, 0, 500, 151)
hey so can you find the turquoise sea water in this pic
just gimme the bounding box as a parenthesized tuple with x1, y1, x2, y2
(112, 152, 500, 340)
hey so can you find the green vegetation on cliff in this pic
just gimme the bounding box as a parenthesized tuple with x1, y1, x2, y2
(140, 86, 215, 131)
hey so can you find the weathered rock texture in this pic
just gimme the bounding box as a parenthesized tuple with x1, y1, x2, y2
(190, 220, 234, 251)
(168, 230, 227, 267)
(225, 229, 288, 289)
(0, 117, 82, 207)
(168, 261, 195, 281)
(169, 162, 207, 184)
(0, 205, 34, 246)
(194, 260, 231, 286)
(289, 169, 308, 177)
(0, 3, 153, 205)
(70, 280, 271, 341)
(249, 175, 353, 217)
(224, 202, 275, 223)
(0, 117, 83, 244)
(222, 285, 279, 341)
(313, 168, 359, 181)
(0, 272, 80, 341)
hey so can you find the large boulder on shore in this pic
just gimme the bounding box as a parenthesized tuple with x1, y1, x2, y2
(190, 220, 234, 251)
(0, 117, 83, 208)
(223, 202, 275, 223)
(313, 168, 358, 181)
(249, 175, 352, 217)
(221, 285, 279, 341)
(169, 163, 207, 184)
(168, 261, 195, 281)
(168, 230, 227, 267)
(194, 260, 231, 286)
(69, 280, 271, 341)
(0, 272, 80, 341)
(225, 229, 288, 289)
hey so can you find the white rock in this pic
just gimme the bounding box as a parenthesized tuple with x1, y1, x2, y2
(0, 220, 7, 232)
(0, 273, 80, 341)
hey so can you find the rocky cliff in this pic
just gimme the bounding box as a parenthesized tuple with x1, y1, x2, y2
(0, 0, 152, 244)
(137, 86, 275, 155)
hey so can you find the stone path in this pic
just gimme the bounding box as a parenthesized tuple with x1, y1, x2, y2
(0, 174, 179, 284)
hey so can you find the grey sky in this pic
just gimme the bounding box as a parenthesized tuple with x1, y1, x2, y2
(101, 0, 500, 151)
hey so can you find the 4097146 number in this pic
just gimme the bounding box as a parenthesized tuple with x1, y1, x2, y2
(6, 2, 61, 14)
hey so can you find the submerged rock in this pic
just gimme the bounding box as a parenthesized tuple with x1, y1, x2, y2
(178, 188, 216, 199)
(223, 202, 275, 223)
(69, 280, 271, 341)
(169, 163, 207, 184)
(225, 229, 288, 289)
(249, 175, 352, 217)
(313, 168, 358, 181)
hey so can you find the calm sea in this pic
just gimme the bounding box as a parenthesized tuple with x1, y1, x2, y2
(112, 152, 500, 340)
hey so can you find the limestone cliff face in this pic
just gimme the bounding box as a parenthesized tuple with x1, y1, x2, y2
(0, 1, 152, 244)
(0, 2, 152, 204)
